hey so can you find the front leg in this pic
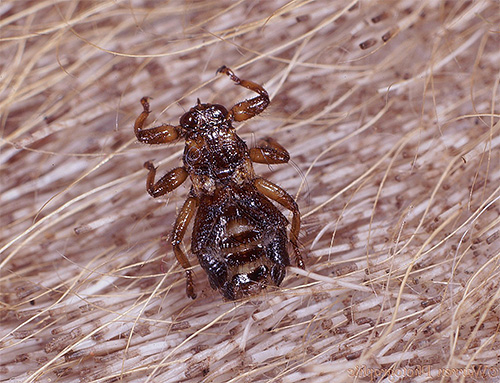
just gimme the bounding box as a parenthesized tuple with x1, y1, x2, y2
(250, 137, 290, 164)
(217, 66, 270, 122)
(254, 177, 304, 269)
(144, 161, 188, 198)
(134, 97, 181, 144)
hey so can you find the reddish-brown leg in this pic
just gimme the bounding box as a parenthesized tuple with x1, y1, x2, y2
(144, 161, 188, 198)
(216, 66, 270, 122)
(254, 178, 304, 269)
(250, 137, 290, 164)
(134, 97, 181, 144)
(171, 196, 199, 299)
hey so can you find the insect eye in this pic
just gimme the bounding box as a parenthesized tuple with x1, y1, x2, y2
(213, 105, 228, 120)
(180, 112, 197, 129)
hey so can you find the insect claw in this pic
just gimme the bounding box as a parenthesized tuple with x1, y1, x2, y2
(143, 161, 156, 171)
(216, 65, 240, 84)
(140, 97, 152, 113)
(186, 270, 197, 299)
(216, 65, 228, 75)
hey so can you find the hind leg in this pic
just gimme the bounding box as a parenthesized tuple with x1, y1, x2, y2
(265, 230, 290, 286)
(254, 178, 304, 269)
(171, 196, 199, 299)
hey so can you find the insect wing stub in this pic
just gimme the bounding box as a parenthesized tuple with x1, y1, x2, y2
(134, 66, 304, 300)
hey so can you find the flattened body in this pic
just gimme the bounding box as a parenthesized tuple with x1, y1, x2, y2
(134, 66, 303, 300)
(192, 186, 291, 300)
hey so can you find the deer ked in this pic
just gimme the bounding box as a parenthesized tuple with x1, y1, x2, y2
(134, 65, 304, 300)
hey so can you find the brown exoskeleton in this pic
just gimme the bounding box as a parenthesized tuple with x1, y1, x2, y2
(134, 66, 304, 300)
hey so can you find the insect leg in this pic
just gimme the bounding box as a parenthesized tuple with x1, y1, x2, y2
(254, 178, 305, 269)
(265, 231, 289, 286)
(171, 196, 199, 299)
(250, 137, 290, 164)
(134, 97, 181, 144)
(144, 162, 188, 198)
(216, 66, 270, 122)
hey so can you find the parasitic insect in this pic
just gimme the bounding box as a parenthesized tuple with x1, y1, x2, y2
(134, 66, 304, 300)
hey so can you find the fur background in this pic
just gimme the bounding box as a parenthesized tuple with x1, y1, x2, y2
(1, 1, 499, 382)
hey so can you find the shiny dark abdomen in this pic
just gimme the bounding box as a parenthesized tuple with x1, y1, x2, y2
(191, 187, 290, 296)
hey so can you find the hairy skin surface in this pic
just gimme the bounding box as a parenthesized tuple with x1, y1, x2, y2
(1, 1, 499, 382)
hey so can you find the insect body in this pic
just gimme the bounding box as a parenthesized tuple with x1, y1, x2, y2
(134, 66, 304, 300)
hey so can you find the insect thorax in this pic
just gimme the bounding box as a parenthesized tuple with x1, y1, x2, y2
(184, 130, 255, 194)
